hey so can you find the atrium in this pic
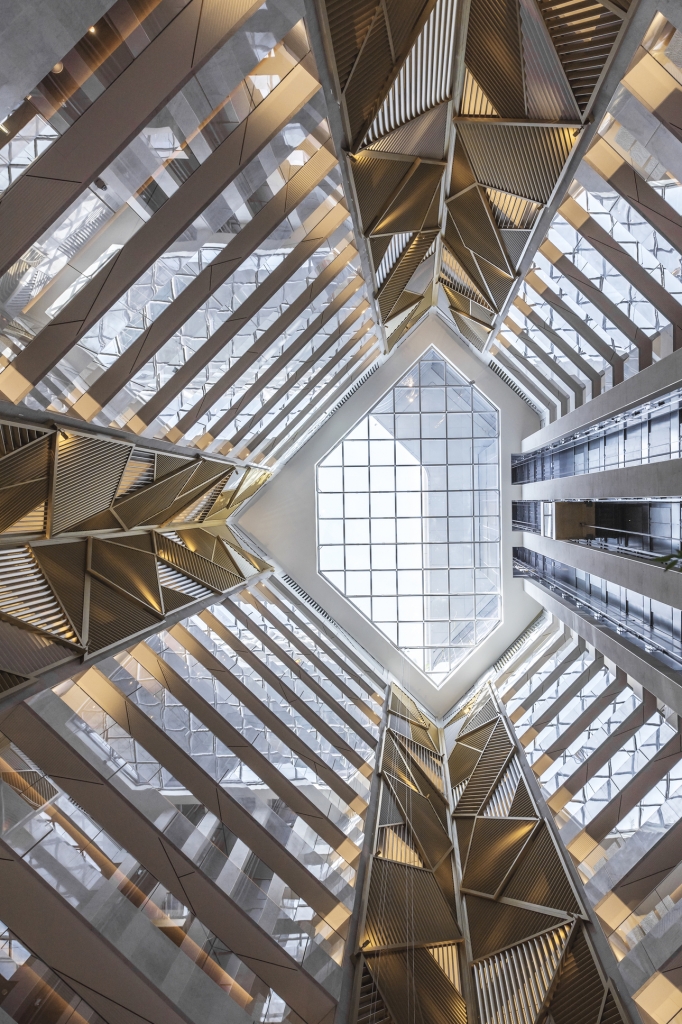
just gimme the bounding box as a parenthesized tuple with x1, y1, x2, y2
(0, 1, 681, 1024)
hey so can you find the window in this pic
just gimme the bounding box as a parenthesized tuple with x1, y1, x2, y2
(316, 347, 501, 686)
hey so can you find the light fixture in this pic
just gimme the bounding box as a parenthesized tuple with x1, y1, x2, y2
(52, 62, 63, 73)
(88, 25, 96, 33)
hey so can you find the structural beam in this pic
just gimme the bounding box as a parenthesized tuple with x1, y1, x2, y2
(0, 0, 265, 280)
(490, 346, 558, 422)
(514, 296, 602, 398)
(74, 663, 351, 932)
(503, 317, 585, 407)
(72, 143, 339, 422)
(538, 239, 653, 369)
(497, 336, 571, 416)
(0, 63, 321, 404)
(128, 640, 360, 863)
(129, 201, 350, 435)
(0, 696, 337, 1024)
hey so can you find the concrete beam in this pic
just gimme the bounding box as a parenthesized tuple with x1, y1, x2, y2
(522, 578, 682, 717)
(517, 459, 682, 501)
(520, 532, 682, 611)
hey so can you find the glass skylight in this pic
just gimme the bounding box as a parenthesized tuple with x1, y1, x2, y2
(316, 347, 501, 686)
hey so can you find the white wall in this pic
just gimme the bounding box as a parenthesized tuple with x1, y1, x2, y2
(237, 310, 542, 717)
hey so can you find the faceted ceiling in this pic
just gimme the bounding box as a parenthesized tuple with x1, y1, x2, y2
(316, 346, 500, 686)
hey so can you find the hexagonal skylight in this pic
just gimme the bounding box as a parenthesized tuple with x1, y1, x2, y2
(316, 347, 500, 686)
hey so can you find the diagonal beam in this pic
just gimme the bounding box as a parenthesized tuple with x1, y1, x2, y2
(73, 143, 339, 422)
(209, 301, 371, 452)
(0, 62, 321, 405)
(3, 695, 336, 1024)
(261, 343, 380, 461)
(234, 322, 374, 456)
(175, 618, 367, 811)
(128, 640, 360, 863)
(74, 664, 351, 932)
(129, 202, 350, 435)
(237, 589, 379, 734)
(508, 643, 584, 724)
(191, 277, 365, 450)
(206, 602, 373, 775)
(490, 346, 558, 422)
(0, 0, 265, 281)
(525, 270, 625, 384)
(503, 317, 585, 406)
(496, 336, 571, 416)
(256, 580, 382, 709)
(0, 836, 196, 1024)
(538, 238, 652, 368)
(513, 295, 602, 398)
(518, 655, 604, 748)
(559, 195, 682, 345)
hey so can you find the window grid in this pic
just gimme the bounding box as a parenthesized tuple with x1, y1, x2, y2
(316, 347, 501, 685)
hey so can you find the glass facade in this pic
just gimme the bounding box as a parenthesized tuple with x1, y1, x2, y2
(316, 347, 501, 685)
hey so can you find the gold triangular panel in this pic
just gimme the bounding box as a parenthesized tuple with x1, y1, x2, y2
(461, 817, 536, 896)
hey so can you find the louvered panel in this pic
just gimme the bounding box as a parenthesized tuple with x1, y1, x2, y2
(486, 189, 541, 229)
(391, 689, 429, 725)
(0, 423, 47, 457)
(366, 948, 467, 1024)
(466, 894, 563, 959)
(115, 451, 155, 497)
(537, 0, 624, 112)
(476, 256, 515, 311)
(460, 699, 498, 737)
(33, 540, 87, 641)
(465, 0, 526, 118)
(357, 963, 394, 1024)
(461, 817, 536, 896)
(500, 228, 531, 267)
(379, 780, 405, 826)
(382, 731, 419, 789)
(460, 67, 498, 116)
(377, 231, 438, 321)
(87, 577, 161, 653)
(546, 928, 606, 1024)
(0, 670, 29, 693)
(447, 187, 511, 273)
(456, 720, 513, 815)
(376, 824, 423, 865)
(599, 992, 626, 1024)
(473, 924, 573, 1024)
(0, 618, 72, 678)
(344, 14, 396, 146)
(458, 124, 577, 203)
(112, 463, 198, 530)
(434, 856, 457, 915)
(2, 502, 47, 535)
(455, 817, 475, 869)
(450, 311, 491, 350)
(519, 0, 579, 119)
(483, 757, 522, 817)
(399, 736, 444, 793)
(363, 859, 461, 950)
(0, 547, 79, 645)
(352, 156, 414, 235)
(0, 435, 51, 533)
(503, 823, 582, 914)
(372, 162, 444, 235)
(155, 534, 242, 593)
(325, 0, 378, 90)
(50, 433, 131, 536)
(507, 778, 536, 817)
(409, 721, 438, 751)
(147, 470, 232, 527)
(428, 943, 460, 988)
(388, 775, 452, 867)
(155, 454, 193, 480)
(89, 538, 163, 615)
(367, 103, 448, 160)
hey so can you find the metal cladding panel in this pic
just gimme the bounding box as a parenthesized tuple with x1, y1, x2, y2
(455, 816, 475, 867)
(456, 720, 513, 815)
(499, 228, 531, 266)
(465, 894, 561, 959)
(367, 103, 449, 160)
(457, 123, 577, 204)
(546, 928, 609, 1024)
(476, 256, 515, 311)
(363, 858, 461, 950)
(367, 948, 467, 1024)
(352, 156, 414, 234)
(50, 434, 132, 537)
(536, 0, 624, 113)
(461, 817, 536, 894)
(0, 424, 46, 457)
(112, 463, 199, 530)
(450, 311, 491, 350)
(487, 190, 540, 230)
(326, 0, 378, 90)
(387, 775, 452, 867)
(447, 188, 510, 273)
(460, 699, 498, 738)
(344, 15, 395, 144)
(506, 776, 536, 817)
(0, 619, 72, 679)
(90, 539, 163, 615)
(464, 0, 526, 118)
(447, 736, 483, 788)
(373, 163, 444, 235)
(379, 781, 405, 827)
(518, 0, 578, 119)
(502, 823, 582, 913)
(390, 690, 429, 725)
(32, 541, 87, 641)
(0, 436, 51, 533)
(87, 576, 162, 653)
(156, 536, 242, 592)
(378, 231, 436, 321)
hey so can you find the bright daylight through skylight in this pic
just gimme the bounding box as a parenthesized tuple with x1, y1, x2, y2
(316, 347, 501, 686)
